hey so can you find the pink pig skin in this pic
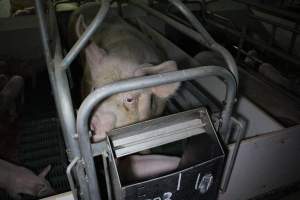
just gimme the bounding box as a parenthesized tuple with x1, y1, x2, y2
(0, 159, 55, 199)
(117, 155, 180, 183)
(69, 7, 180, 142)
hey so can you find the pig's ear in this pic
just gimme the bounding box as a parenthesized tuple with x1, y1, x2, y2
(38, 165, 51, 178)
(136, 61, 180, 98)
(85, 42, 107, 66)
(75, 15, 87, 37)
(76, 15, 106, 66)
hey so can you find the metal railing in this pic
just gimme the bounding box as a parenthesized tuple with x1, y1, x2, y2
(35, 0, 239, 199)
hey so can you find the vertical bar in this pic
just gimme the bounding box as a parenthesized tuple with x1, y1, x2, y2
(288, 24, 298, 54)
(35, 1, 90, 199)
(236, 26, 247, 62)
(269, 24, 277, 47)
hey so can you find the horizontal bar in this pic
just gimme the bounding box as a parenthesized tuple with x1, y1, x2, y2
(206, 18, 300, 66)
(234, 0, 300, 23)
(250, 14, 300, 35)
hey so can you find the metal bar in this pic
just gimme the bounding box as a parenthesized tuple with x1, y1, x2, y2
(169, 0, 215, 46)
(35, 1, 90, 199)
(236, 26, 247, 62)
(221, 117, 246, 192)
(206, 18, 300, 66)
(35, 0, 75, 160)
(234, 0, 300, 23)
(130, 0, 239, 86)
(289, 24, 298, 54)
(66, 157, 79, 200)
(250, 14, 300, 35)
(58, 0, 111, 71)
(76, 66, 236, 200)
(51, 1, 81, 161)
(51, 7, 92, 200)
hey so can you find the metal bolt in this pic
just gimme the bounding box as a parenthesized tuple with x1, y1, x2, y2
(199, 173, 213, 194)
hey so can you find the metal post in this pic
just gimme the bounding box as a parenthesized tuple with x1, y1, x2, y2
(35, 1, 95, 199)
(76, 66, 236, 200)
(220, 117, 246, 192)
(168, 0, 239, 85)
(35, 0, 80, 160)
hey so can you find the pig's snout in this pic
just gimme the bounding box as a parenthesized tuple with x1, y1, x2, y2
(90, 111, 116, 142)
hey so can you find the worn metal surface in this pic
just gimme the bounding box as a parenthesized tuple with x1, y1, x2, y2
(110, 108, 207, 158)
(168, 0, 239, 85)
(108, 108, 225, 200)
(219, 125, 300, 200)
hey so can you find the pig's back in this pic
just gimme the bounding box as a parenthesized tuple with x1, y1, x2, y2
(93, 16, 163, 65)
(69, 4, 163, 65)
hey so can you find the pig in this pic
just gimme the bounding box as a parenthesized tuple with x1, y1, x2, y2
(117, 155, 180, 183)
(71, 10, 180, 142)
(0, 159, 55, 199)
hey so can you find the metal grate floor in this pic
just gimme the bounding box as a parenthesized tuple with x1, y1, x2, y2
(18, 118, 70, 194)
(0, 71, 70, 199)
(0, 117, 70, 200)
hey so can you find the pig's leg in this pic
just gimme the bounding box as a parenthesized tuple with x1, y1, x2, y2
(117, 155, 180, 183)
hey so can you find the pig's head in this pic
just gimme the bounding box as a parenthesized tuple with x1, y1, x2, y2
(76, 15, 180, 142)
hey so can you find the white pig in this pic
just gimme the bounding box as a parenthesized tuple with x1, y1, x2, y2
(117, 155, 180, 183)
(0, 159, 55, 199)
(72, 10, 180, 142)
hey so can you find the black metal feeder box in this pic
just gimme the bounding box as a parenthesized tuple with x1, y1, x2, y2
(105, 108, 225, 200)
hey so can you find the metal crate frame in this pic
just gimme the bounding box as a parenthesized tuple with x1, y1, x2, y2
(34, 0, 239, 199)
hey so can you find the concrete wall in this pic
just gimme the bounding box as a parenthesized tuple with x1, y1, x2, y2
(0, 0, 10, 18)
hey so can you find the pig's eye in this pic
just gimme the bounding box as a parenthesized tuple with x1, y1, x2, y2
(124, 97, 134, 104)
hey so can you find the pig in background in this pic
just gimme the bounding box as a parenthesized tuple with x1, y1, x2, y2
(0, 75, 55, 199)
(69, 5, 180, 142)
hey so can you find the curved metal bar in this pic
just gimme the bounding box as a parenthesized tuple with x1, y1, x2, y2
(169, 0, 215, 46)
(66, 157, 80, 200)
(59, 0, 112, 71)
(76, 66, 236, 200)
(130, 0, 239, 85)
